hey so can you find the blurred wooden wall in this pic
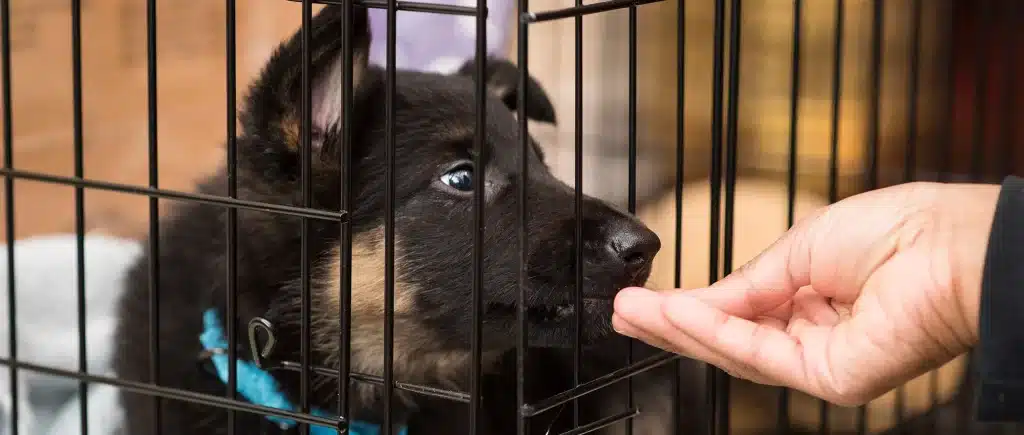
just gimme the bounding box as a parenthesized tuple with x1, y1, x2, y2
(512, 0, 964, 204)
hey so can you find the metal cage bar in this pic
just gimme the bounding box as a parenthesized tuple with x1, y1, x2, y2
(384, 0, 398, 430)
(672, 0, 686, 433)
(718, 0, 742, 432)
(224, 1, 240, 435)
(299, 4, 315, 435)
(0, 358, 341, 427)
(572, 0, 584, 425)
(970, 0, 992, 182)
(515, 0, 530, 433)
(625, 0, 638, 432)
(338, 0, 356, 430)
(471, 0, 488, 433)
(2, 1, 1023, 435)
(70, 0, 88, 432)
(145, 0, 162, 433)
(821, 2, 845, 430)
(1, 0, 15, 433)
(0, 169, 348, 221)
(857, 0, 883, 432)
(707, 0, 726, 431)
(778, 0, 801, 431)
(288, 0, 480, 16)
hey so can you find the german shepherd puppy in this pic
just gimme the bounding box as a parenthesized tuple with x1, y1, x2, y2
(112, 4, 691, 435)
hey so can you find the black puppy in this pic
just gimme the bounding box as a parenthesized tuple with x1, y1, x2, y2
(112, 4, 684, 435)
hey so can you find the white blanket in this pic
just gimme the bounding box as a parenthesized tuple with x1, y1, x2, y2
(0, 234, 143, 435)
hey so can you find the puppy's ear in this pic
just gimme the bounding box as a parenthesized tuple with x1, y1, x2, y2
(457, 57, 557, 125)
(242, 5, 372, 155)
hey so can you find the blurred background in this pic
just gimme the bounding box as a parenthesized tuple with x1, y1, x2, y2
(0, 0, 1019, 241)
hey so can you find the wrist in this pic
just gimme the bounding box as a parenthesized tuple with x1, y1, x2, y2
(942, 182, 1000, 348)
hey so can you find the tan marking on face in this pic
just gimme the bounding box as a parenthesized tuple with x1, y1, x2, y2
(352, 52, 365, 87)
(487, 84, 509, 100)
(431, 123, 474, 144)
(279, 115, 301, 150)
(311, 225, 502, 405)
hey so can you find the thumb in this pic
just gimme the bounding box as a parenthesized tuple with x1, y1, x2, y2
(687, 216, 817, 317)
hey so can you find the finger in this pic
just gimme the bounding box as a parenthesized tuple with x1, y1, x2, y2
(674, 285, 796, 321)
(620, 309, 782, 387)
(791, 286, 841, 326)
(706, 217, 813, 296)
(660, 291, 814, 394)
(614, 288, 780, 386)
(612, 313, 689, 355)
(753, 315, 788, 332)
(663, 218, 815, 319)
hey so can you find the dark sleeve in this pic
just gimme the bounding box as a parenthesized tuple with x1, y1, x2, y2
(975, 175, 1024, 422)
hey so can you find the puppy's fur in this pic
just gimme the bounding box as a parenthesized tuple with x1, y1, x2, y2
(112, 5, 690, 435)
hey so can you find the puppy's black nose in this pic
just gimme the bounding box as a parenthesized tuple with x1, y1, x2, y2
(606, 220, 661, 274)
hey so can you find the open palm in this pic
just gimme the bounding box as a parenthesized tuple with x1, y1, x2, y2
(612, 181, 997, 406)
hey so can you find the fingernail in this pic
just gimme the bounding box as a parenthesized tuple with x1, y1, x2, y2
(611, 314, 636, 338)
(611, 314, 626, 332)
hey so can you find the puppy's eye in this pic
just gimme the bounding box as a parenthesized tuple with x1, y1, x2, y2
(440, 164, 474, 192)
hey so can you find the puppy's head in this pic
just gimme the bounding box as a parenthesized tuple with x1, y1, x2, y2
(240, 5, 659, 390)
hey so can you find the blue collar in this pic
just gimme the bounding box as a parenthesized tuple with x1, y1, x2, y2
(200, 309, 409, 435)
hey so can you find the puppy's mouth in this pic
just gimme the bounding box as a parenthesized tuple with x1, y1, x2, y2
(486, 301, 577, 325)
(482, 298, 617, 348)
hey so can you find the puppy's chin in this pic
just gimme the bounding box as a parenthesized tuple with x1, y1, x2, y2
(505, 299, 617, 349)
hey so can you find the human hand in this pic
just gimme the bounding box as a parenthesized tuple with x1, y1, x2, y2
(612, 181, 999, 406)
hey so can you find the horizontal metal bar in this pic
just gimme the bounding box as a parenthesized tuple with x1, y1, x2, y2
(522, 352, 679, 417)
(273, 360, 472, 403)
(559, 408, 640, 435)
(351, 372, 472, 403)
(285, 0, 481, 17)
(0, 357, 346, 430)
(0, 168, 347, 222)
(523, 0, 662, 23)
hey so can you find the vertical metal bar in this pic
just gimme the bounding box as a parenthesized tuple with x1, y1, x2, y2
(470, 0, 487, 431)
(572, 0, 584, 426)
(707, 0, 726, 432)
(626, 2, 638, 434)
(859, 1, 882, 432)
(71, 0, 88, 432)
(1000, 0, 1019, 179)
(903, 0, 921, 184)
(1, 0, 16, 432)
(894, 3, 924, 428)
(970, 0, 991, 182)
(146, 0, 162, 431)
(338, 1, 355, 429)
(827, 0, 843, 205)
(784, 2, 801, 229)
(299, 1, 313, 434)
(823, 1, 844, 431)
(937, 0, 955, 185)
(864, 0, 880, 192)
(224, 0, 239, 433)
(718, 0, 742, 433)
(936, 16, 959, 435)
(672, 0, 685, 432)
(864, 0, 882, 193)
(779, 2, 801, 430)
(516, 0, 530, 432)
(384, 0, 398, 430)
